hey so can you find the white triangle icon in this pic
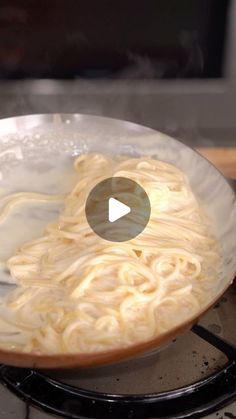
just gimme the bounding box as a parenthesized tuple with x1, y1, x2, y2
(108, 197, 131, 223)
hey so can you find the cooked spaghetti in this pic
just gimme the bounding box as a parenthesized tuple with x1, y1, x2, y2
(0, 153, 219, 354)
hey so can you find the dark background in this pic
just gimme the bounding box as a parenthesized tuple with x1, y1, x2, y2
(0, 0, 230, 79)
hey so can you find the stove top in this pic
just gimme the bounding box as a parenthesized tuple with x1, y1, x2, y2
(0, 179, 235, 419)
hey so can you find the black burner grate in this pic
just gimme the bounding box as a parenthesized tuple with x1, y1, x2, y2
(0, 325, 236, 419)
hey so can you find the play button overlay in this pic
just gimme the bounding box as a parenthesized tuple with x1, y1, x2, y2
(108, 198, 131, 222)
(85, 177, 151, 242)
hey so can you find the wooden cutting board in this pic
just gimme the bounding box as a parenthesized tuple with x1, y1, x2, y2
(196, 148, 236, 179)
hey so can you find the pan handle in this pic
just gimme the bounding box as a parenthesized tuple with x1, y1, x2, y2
(192, 324, 236, 361)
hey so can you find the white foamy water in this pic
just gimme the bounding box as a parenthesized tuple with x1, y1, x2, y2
(0, 154, 77, 284)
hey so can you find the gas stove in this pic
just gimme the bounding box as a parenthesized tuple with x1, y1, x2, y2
(0, 178, 235, 419)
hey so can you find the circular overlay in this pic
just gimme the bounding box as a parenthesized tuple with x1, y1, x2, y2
(85, 177, 151, 242)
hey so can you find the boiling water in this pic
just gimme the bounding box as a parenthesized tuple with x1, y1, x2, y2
(0, 155, 77, 284)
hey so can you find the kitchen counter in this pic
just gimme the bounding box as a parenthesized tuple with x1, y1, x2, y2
(197, 147, 236, 179)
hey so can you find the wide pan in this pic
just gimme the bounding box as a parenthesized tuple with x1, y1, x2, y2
(0, 113, 235, 368)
